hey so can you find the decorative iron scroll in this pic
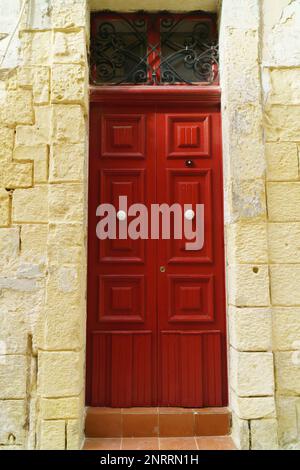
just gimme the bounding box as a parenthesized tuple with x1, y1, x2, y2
(90, 13, 218, 85)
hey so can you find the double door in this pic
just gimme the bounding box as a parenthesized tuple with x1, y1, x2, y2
(87, 98, 227, 407)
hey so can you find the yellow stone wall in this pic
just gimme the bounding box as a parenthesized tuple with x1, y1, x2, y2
(0, 0, 89, 450)
(221, 0, 300, 450)
(0, 0, 299, 450)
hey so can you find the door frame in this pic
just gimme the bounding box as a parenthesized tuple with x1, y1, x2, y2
(86, 85, 227, 406)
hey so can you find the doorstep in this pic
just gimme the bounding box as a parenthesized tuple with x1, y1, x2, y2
(83, 436, 236, 450)
(85, 407, 231, 438)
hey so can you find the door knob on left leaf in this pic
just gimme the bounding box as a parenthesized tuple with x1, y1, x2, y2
(117, 210, 127, 221)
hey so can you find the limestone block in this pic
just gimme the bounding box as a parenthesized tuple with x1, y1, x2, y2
(20, 31, 52, 65)
(275, 352, 300, 394)
(262, 0, 300, 66)
(20, 0, 52, 31)
(265, 142, 299, 181)
(0, 277, 42, 292)
(12, 186, 48, 223)
(220, 32, 261, 106)
(228, 307, 272, 351)
(0, 89, 33, 127)
(251, 419, 279, 450)
(47, 223, 84, 264)
(231, 412, 250, 450)
(17, 66, 50, 105)
(270, 265, 300, 305)
(231, 393, 276, 420)
(269, 68, 300, 105)
(220, 0, 259, 30)
(0, 127, 14, 162)
(0, 189, 10, 227)
(269, 223, 300, 263)
(273, 308, 300, 351)
(0, 227, 19, 274)
(226, 222, 268, 264)
(0, 400, 26, 445)
(0, 227, 19, 264)
(39, 420, 65, 450)
(276, 396, 300, 446)
(265, 106, 300, 141)
(222, 105, 265, 180)
(230, 179, 266, 221)
(38, 264, 85, 350)
(53, 30, 86, 64)
(40, 396, 81, 420)
(0, 285, 45, 317)
(66, 419, 81, 450)
(51, 64, 86, 106)
(230, 348, 274, 397)
(267, 183, 300, 222)
(42, 304, 84, 351)
(52, 0, 88, 29)
(46, 264, 82, 300)
(52, 105, 85, 143)
(228, 264, 270, 307)
(14, 145, 49, 183)
(20, 224, 48, 263)
(0, 162, 33, 189)
(0, 309, 28, 354)
(48, 184, 84, 222)
(49, 143, 85, 182)
(38, 351, 83, 397)
(16, 106, 52, 146)
(0, 355, 27, 399)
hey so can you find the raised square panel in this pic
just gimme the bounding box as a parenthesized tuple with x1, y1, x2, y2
(180, 286, 202, 310)
(101, 115, 146, 158)
(166, 114, 210, 158)
(113, 126, 133, 147)
(111, 287, 133, 310)
(168, 275, 214, 322)
(166, 169, 213, 264)
(99, 275, 145, 323)
(99, 169, 145, 263)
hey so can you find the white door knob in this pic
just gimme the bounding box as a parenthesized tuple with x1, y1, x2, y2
(184, 209, 195, 220)
(117, 210, 127, 221)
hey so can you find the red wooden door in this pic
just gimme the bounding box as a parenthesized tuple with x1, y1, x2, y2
(156, 106, 227, 407)
(87, 90, 227, 407)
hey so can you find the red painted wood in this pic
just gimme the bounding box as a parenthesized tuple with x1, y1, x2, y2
(87, 89, 227, 407)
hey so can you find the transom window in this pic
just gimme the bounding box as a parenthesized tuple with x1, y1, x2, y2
(90, 12, 218, 86)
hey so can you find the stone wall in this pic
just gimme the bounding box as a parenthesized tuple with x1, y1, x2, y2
(220, 0, 300, 450)
(263, 0, 300, 450)
(0, 0, 89, 450)
(0, 0, 300, 450)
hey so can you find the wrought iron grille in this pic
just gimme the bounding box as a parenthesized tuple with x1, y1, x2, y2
(90, 12, 219, 86)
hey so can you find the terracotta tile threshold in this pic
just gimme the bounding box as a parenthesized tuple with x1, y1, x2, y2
(85, 407, 231, 438)
(83, 436, 236, 450)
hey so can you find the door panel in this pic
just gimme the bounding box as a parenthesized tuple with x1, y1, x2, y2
(166, 168, 213, 263)
(87, 100, 227, 407)
(87, 104, 157, 406)
(166, 114, 211, 158)
(160, 331, 222, 407)
(99, 169, 145, 263)
(156, 109, 226, 407)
